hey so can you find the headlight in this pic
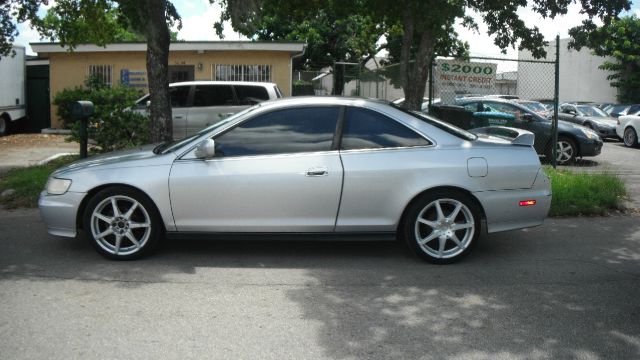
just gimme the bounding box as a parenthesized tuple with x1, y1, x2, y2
(579, 127, 599, 140)
(45, 177, 72, 195)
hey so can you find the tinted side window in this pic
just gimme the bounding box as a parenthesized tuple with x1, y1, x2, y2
(341, 107, 430, 150)
(486, 102, 524, 120)
(235, 85, 269, 105)
(214, 107, 339, 157)
(170, 86, 190, 107)
(193, 85, 236, 107)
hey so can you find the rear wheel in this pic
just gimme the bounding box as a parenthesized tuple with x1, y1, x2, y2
(623, 127, 638, 147)
(83, 186, 161, 260)
(0, 115, 7, 136)
(402, 190, 481, 264)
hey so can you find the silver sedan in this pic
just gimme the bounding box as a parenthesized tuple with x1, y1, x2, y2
(39, 97, 551, 263)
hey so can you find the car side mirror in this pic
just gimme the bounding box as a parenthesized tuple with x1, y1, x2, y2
(522, 113, 535, 122)
(194, 139, 216, 159)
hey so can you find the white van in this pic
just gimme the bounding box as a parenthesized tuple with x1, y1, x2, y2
(133, 81, 283, 139)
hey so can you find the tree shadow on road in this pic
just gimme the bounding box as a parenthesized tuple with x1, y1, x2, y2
(1, 210, 640, 358)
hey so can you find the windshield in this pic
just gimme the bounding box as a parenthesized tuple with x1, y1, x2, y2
(520, 102, 547, 113)
(392, 105, 477, 141)
(154, 106, 258, 154)
(577, 105, 608, 117)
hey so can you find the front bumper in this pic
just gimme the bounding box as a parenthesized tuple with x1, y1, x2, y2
(595, 125, 618, 139)
(38, 190, 86, 238)
(579, 137, 603, 157)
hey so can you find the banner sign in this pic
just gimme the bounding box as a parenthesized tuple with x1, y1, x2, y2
(120, 69, 148, 89)
(435, 60, 497, 103)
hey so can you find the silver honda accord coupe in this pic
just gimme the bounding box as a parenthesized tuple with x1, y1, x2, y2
(39, 97, 551, 263)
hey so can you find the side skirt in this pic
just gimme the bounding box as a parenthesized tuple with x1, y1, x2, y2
(165, 231, 397, 242)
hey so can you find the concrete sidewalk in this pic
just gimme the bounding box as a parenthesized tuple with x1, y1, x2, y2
(0, 134, 78, 173)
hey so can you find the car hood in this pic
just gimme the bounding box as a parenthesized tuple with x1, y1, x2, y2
(53, 144, 176, 176)
(582, 116, 617, 127)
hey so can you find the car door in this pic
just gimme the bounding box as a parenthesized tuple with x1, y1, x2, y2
(170, 85, 191, 139)
(169, 106, 343, 232)
(336, 106, 433, 232)
(185, 85, 247, 137)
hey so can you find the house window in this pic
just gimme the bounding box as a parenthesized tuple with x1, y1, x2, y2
(214, 64, 272, 82)
(87, 64, 113, 87)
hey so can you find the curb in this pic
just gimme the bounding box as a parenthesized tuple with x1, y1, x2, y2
(35, 152, 78, 166)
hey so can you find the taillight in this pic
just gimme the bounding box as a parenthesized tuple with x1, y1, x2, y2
(519, 200, 536, 207)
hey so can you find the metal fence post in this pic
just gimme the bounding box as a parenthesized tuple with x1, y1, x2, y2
(552, 34, 560, 168)
(428, 56, 435, 113)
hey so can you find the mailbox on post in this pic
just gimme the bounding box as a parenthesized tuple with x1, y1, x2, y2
(71, 101, 94, 159)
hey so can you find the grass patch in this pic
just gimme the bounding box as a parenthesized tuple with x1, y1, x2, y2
(546, 166, 627, 216)
(0, 155, 78, 209)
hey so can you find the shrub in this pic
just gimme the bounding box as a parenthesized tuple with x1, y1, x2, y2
(53, 77, 150, 153)
(53, 80, 143, 128)
(69, 110, 149, 153)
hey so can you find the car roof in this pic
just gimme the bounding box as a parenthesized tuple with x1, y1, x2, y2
(257, 96, 391, 109)
(170, 81, 277, 87)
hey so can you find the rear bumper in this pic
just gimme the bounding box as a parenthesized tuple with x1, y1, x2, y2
(474, 168, 552, 233)
(38, 190, 85, 238)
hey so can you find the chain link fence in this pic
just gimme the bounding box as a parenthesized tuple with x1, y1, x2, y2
(354, 55, 564, 165)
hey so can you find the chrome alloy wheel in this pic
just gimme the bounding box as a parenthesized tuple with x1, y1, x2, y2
(90, 195, 151, 256)
(556, 140, 574, 164)
(624, 127, 637, 147)
(414, 198, 475, 259)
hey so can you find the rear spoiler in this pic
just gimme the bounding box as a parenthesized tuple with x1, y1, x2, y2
(469, 126, 535, 147)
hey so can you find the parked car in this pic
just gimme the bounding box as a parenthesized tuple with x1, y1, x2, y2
(512, 100, 549, 117)
(557, 103, 619, 140)
(605, 104, 640, 118)
(617, 114, 640, 147)
(39, 97, 551, 264)
(132, 81, 283, 139)
(437, 98, 603, 165)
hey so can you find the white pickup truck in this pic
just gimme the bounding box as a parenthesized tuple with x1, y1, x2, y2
(0, 46, 26, 136)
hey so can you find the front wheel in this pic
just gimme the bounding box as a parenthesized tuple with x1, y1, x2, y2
(83, 186, 161, 260)
(554, 137, 577, 165)
(623, 127, 638, 148)
(402, 191, 482, 264)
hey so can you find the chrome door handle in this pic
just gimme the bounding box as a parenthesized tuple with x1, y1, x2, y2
(306, 167, 328, 177)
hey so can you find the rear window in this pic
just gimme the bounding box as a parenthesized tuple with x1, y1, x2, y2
(393, 105, 477, 141)
(234, 85, 269, 105)
(274, 85, 283, 98)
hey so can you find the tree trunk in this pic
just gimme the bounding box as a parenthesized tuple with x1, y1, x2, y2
(399, 5, 435, 111)
(137, 0, 172, 143)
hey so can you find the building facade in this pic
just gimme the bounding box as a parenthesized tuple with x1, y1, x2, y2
(518, 38, 617, 103)
(30, 41, 306, 128)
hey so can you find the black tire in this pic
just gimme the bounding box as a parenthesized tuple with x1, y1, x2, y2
(401, 190, 482, 264)
(0, 115, 7, 136)
(623, 127, 638, 148)
(83, 186, 161, 260)
(553, 136, 577, 165)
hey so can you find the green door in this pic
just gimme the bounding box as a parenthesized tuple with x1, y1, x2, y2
(26, 65, 51, 132)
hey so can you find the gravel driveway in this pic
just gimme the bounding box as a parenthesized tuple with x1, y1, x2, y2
(0, 134, 78, 173)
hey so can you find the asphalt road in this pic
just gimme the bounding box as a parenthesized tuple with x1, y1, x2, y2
(1, 208, 639, 360)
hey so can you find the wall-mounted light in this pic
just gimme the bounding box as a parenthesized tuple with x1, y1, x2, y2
(197, 63, 203, 71)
